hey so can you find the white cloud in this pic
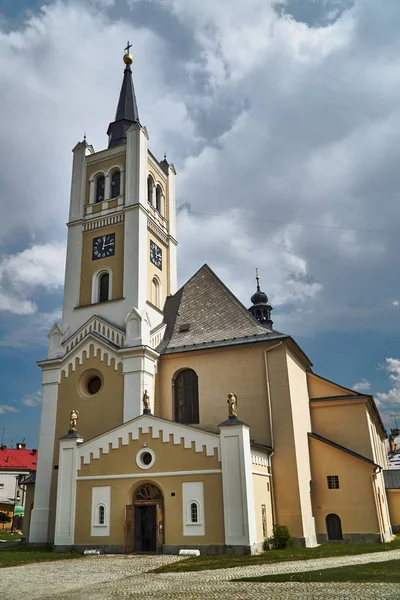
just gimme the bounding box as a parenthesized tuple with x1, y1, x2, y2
(0, 405, 19, 414)
(0, 308, 62, 349)
(22, 391, 42, 408)
(352, 379, 371, 393)
(376, 359, 400, 408)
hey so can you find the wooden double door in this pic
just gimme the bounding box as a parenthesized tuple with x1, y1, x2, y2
(125, 502, 163, 553)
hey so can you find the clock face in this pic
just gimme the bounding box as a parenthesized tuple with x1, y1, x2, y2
(92, 233, 115, 260)
(150, 240, 162, 270)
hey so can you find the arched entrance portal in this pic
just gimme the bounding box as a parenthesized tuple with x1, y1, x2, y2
(125, 483, 164, 553)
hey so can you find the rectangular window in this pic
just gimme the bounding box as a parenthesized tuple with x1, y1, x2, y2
(0, 483, 4, 489)
(327, 475, 340, 489)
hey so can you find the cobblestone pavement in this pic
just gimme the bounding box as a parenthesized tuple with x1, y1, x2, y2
(2, 550, 400, 600)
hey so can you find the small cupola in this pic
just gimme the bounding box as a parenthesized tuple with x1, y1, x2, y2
(248, 269, 273, 329)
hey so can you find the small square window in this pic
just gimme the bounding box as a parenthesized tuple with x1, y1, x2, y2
(0, 483, 4, 489)
(327, 475, 340, 489)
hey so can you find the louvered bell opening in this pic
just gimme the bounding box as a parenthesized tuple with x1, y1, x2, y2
(99, 273, 109, 303)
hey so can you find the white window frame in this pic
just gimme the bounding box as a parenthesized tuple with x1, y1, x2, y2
(136, 447, 156, 470)
(151, 275, 161, 308)
(91, 267, 113, 304)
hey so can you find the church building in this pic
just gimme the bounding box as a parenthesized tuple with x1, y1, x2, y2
(27, 48, 393, 554)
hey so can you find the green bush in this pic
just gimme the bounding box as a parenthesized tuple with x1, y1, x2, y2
(0, 512, 12, 525)
(269, 524, 292, 550)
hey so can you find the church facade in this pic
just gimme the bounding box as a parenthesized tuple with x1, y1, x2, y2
(28, 49, 393, 554)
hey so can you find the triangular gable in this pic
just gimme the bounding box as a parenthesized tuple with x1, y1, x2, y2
(307, 372, 359, 399)
(159, 264, 277, 352)
(308, 432, 378, 468)
(78, 414, 221, 467)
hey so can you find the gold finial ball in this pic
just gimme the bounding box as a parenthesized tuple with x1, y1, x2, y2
(123, 53, 133, 65)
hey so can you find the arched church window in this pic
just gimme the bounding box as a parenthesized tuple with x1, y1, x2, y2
(95, 175, 105, 203)
(152, 276, 161, 308)
(190, 502, 199, 523)
(99, 272, 109, 303)
(174, 369, 199, 424)
(147, 175, 154, 205)
(97, 504, 105, 525)
(110, 170, 121, 198)
(155, 185, 162, 213)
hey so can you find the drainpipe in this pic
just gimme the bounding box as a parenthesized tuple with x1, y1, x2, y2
(264, 341, 283, 529)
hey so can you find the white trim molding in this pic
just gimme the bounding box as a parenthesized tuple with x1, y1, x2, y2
(91, 486, 110, 537)
(78, 469, 222, 481)
(91, 266, 113, 304)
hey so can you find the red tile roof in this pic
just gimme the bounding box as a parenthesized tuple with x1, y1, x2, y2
(0, 448, 38, 471)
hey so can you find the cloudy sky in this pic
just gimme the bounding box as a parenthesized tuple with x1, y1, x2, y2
(1, 0, 400, 447)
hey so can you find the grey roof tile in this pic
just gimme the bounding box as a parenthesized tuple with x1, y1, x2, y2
(158, 264, 283, 354)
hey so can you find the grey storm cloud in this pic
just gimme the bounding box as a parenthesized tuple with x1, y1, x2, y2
(0, 0, 400, 340)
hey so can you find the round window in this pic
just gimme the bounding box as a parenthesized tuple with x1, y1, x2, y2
(78, 369, 103, 399)
(87, 376, 102, 395)
(136, 448, 155, 470)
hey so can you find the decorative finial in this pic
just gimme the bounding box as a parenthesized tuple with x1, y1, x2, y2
(124, 41, 133, 65)
(142, 390, 151, 415)
(227, 393, 238, 419)
(164, 153, 167, 161)
(255, 268, 260, 291)
(83, 132, 86, 141)
(69, 409, 79, 434)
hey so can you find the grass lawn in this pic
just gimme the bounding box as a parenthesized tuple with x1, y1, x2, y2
(0, 531, 22, 542)
(235, 559, 400, 583)
(0, 547, 81, 568)
(153, 537, 400, 573)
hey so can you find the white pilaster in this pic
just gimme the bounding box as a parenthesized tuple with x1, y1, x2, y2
(121, 346, 159, 422)
(54, 433, 83, 547)
(61, 222, 83, 335)
(125, 124, 148, 208)
(219, 421, 257, 549)
(29, 367, 60, 543)
(69, 142, 89, 222)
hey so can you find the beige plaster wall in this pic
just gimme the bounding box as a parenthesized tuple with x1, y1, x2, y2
(286, 351, 315, 542)
(79, 222, 124, 306)
(147, 231, 169, 306)
(252, 473, 273, 543)
(310, 400, 374, 460)
(157, 343, 271, 447)
(75, 430, 223, 547)
(48, 346, 124, 542)
(309, 436, 379, 535)
(387, 490, 400, 529)
(307, 373, 356, 399)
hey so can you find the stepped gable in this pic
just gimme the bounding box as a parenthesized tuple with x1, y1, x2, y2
(158, 264, 285, 354)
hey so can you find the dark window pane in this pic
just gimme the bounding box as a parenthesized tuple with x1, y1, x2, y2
(99, 273, 109, 302)
(174, 369, 199, 424)
(111, 171, 120, 198)
(96, 176, 105, 203)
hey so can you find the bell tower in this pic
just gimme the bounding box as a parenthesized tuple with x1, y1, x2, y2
(62, 45, 177, 339)
(29, 47, 177, 544)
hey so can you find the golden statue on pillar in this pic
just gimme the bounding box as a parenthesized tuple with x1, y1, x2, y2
(227, 393, 238, 418)
(142, 390, 151, 413)
(69, 409, 79, 433)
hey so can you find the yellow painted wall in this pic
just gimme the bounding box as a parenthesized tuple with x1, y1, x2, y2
(252, 473, 273, 542)
(75, 431, 223, 547)
(79, 222, 124, 306)
(307, 373, 356, 399)
(286, 351, 315, 541)
(309, 436, 379, 534)
(310, 400, 374, 460)
(147, 231, 169, 307)
(157, 343, 271, 447)
(387, 490, 400, 529)
(265, 344, 303, 538)
(48, 345, 124, 542)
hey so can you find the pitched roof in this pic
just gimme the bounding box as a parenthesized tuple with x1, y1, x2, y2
(0, 448, 38, 471)
(158, 264, 285, 354)
(308, 433, 379, 468)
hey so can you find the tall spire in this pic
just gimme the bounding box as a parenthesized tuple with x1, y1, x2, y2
(107, 43, 140, 148)
(248, 269, 274, 329)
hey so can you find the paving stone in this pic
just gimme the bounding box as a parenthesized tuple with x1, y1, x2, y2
(1, 550, 400, 600)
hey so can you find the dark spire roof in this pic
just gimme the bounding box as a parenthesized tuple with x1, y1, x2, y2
(248, 270, 273, 329)
(107, 50, 140, 148)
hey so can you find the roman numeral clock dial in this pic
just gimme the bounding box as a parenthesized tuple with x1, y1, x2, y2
(92, 233, 116, 260)
(150, 240, 162, 270)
